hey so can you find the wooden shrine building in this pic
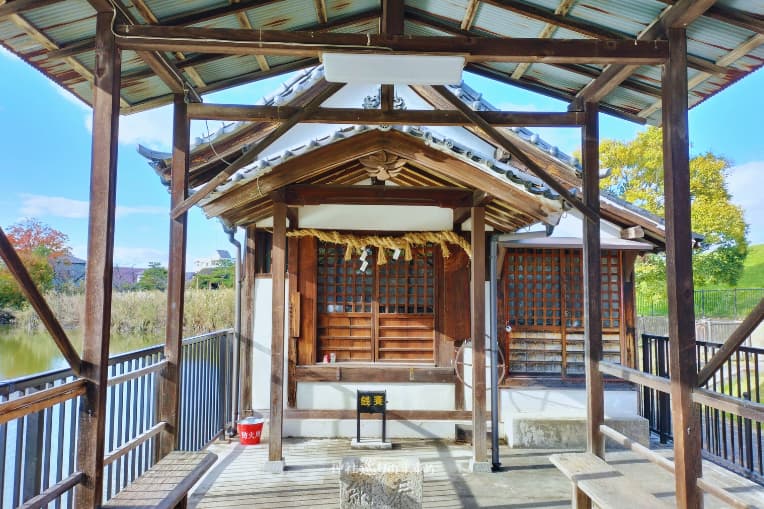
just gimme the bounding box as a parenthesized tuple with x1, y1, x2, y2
(0, 1, 762, 508)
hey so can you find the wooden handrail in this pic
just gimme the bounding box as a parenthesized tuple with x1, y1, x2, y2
(598, 361, 672, 393)
(697, 297, 764, 387)
(107, 360, 168, 387)
(0, 379, 86, 425)
(104, 421, 168, 466)
(599, 425, 752, 509)
(18, 471, 84, 509)
(692, 387, 764, 422)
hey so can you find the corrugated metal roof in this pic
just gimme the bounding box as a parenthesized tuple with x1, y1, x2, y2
(0, 0, 760, 124)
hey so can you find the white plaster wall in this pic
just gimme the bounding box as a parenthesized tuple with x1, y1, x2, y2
(251, 278, 289, 411)
(296, 383, 454, 410)
(500, 389, 639, 419)
(297, 204, 452, 231)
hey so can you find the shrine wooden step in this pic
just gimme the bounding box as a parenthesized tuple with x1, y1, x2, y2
(550, 452, 671, 509)
(103, 450, 217, 509)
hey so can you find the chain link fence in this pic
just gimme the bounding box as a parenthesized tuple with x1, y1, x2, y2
(638, 288, 764, 320)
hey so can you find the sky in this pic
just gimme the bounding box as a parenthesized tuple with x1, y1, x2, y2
(0, 46, 762, 272)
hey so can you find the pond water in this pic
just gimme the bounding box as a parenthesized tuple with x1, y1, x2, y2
(0, 326, 162, 381)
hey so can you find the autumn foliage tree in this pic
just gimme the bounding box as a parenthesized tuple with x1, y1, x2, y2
(599, 127, 748, 299)
(0, 219, 71, 308)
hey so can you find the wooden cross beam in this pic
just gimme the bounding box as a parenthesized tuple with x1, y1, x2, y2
(171, 80, 344, 219)
(697, 297, 764, 387)
(573, 0, 718, 105)
(114, 25, 668, 64)
(186, 103, 585, 126)
(0, 227, 81, 375)
(429, 84, 598, 222)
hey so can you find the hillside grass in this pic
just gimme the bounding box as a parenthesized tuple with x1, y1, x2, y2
(698, 243, 764, 290)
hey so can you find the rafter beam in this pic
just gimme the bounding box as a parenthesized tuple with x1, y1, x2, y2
(283, 184, 473, 207)
(115, 25, 668, 64)
(574, 0, 718, 105)
(511, 0, 576, 80)
(313, 0, 327, 24)
(431, 84, 597, 222)
(638, 32, 764, 119)
(110, 0, 202, 102)
(187, 103, 585, 126)
(461, 0, 480, 30)
(171, 81, 344, 218)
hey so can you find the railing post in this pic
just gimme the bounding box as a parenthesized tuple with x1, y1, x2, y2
(21, 405, 43, 503)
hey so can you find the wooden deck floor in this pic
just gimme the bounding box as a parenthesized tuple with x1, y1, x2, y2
(189, 438, 764, 508)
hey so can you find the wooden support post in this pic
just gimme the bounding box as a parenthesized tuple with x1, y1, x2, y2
(287, 212, 299, 408)
(582, 101, 604, 459)
(240, 225, 256, 417)
(158, 94, 190, 458)
(470, 206, 487, 467)
(268, 201, 287, 465)
(74, 11, 120, 509)
(663, 27, 703, 509)
(621, 252, 638, 369)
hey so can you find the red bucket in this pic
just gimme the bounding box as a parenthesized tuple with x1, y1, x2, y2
(238, 417, 264, 445)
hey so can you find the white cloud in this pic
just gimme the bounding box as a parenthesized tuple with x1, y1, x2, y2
(19, 194, 165, 219)
(727, 161, 764, 245)
(54, 82, 90, 111)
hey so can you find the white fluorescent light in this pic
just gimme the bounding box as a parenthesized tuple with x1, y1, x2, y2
(322, 53, 465, 85)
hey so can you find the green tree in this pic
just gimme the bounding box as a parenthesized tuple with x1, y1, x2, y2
(0, 219, 69, 308)
(600, 127, 748, 296)
(137, 262, 168, 291)
(191, 259, 235, 289)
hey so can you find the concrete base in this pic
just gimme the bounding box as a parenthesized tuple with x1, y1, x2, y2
(284, 418, 472, 439)
(506, 415, 650, 449)
(351, 440, 393, 450)
(264, 460, 285, 473)
(469, 460, 492, 473)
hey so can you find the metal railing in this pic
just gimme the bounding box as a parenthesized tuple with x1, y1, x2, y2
(638, 288, 764, 319)
(639, 334, 763, 482)
(0, 329, 234, 509)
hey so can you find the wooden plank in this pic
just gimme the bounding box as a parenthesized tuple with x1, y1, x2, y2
(285, 409, 472, 420)
(0, 227, 81, 374)
(0, 380, 86, 425)
(171, 81, 343, 218)
(158, 95, 189, 459)
(295, 366, 455, 383)
(663, 27, 703, 509)
(598, 361, 671, 394)
(283, 184, 472, 207)
(581, 101, 604, 458)
(18, 472, 84, 509)
(697, 297, 764, 386)
(115, 26, 669, 64)
(470, 206, 487, 464)
(187, 104, 586, 126)
(550, 453, 672, 509)
(104, 421, 168, 467)
(269, 201, 287, 463)
(297, 237, 318, 366)
(430, 84, 597, 222)
(240, 225, 256, 416)
(102, 451, 217, 508)
(692, 388, 764, 423)
(73, 12, 120, 509)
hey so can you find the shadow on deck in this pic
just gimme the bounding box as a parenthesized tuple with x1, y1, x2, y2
(189, 439, 764, 508)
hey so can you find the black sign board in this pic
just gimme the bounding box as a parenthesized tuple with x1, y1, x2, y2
(356, 390, 387, 443)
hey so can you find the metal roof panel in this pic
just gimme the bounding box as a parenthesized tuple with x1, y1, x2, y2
(473, 3, 549, 38)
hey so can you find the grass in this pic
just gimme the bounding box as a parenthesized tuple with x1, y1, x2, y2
(11, 288, 234, 337)
(737, 244, 764, 288)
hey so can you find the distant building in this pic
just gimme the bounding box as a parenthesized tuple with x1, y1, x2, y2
(51, 255, 87, 289)
(193, 250, 232, 271)
(112, 266, 145, 290)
